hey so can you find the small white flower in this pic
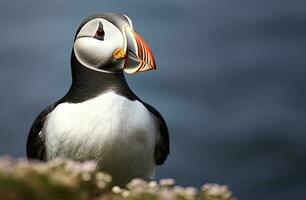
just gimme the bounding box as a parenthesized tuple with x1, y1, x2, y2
(159, 178, 175, 187)
(148, 181, 158, 188)
(122, 190, 130, 197)
(81, 172, 91, 181)
(96, 180, 106, 189)
(112, 186, 122, 194)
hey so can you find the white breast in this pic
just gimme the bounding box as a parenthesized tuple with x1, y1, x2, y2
(42, 91, 158, 184)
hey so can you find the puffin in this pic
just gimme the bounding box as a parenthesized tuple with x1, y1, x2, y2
(26, 13, 169, 186)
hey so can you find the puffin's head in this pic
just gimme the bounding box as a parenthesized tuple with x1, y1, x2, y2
(73, 13, 156, 74)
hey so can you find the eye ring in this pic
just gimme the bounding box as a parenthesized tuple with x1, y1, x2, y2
(94, 22, 105, 40)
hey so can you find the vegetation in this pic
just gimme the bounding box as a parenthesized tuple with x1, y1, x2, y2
(0, 157, 236, 200)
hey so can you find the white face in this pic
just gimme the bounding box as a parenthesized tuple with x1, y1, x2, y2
(74, 18, 125, 73)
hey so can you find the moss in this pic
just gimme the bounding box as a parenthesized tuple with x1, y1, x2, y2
(0, 157, 236, 200)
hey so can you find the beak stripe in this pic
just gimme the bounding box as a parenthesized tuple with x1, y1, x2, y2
(136, 35, 147, 70)
(124, 26, 156, 74)
(133, 31, 156, 71)
(139, 34, 154, 70)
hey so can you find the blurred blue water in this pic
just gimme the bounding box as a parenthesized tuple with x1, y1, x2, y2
(0, 1, 306, 199)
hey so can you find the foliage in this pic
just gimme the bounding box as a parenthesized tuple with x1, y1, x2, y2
(0, 157, 236, 200)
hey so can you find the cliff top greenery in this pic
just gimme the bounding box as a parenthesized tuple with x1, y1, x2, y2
(0, 157, 236, 200)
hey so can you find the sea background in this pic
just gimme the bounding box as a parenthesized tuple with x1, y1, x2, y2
(0, 1, 305, 199)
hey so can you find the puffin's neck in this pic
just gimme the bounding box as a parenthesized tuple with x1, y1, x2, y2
(63, 53, 137, 103)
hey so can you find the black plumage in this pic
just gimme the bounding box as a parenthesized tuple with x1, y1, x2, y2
(27, 13, 169, 175)
(27, 46, 169, 165)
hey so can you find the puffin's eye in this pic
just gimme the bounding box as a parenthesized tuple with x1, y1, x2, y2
(94, 22, 105, 40)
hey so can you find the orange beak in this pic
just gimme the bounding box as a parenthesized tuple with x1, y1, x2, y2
(124, 26, 156, 74)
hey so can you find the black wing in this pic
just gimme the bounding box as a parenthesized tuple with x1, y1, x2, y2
(143, 103, 170, 165)
(26, 105, 55, 160)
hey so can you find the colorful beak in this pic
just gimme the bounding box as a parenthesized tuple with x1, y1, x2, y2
(124, 26, 156, 74)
